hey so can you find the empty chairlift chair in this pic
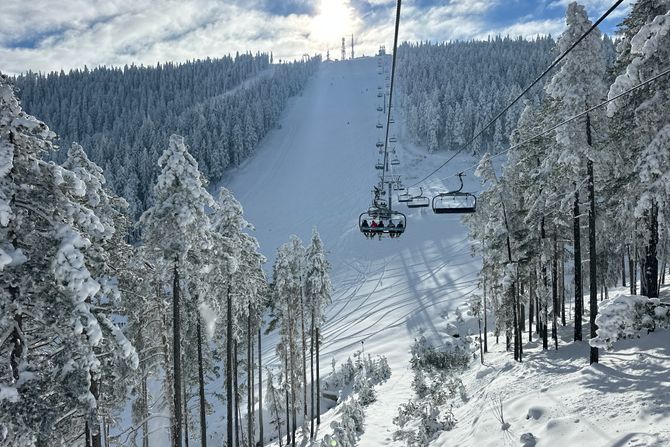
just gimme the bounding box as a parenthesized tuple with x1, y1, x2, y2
(432, 173, 477, 214)
(376, 122, 383, 129)
(390, 156, 400, 166)
(398, 191, 412, 202)
(406, 188, 430, 208)
(389, 136, 397, 143)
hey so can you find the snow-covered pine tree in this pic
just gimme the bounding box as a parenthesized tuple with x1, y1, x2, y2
(543, 1, 610, 357)
(0, 74, 137, 446)
(304, 228, 332, 430)
(271, 237, 305, 446)
(139, 134, 215, 447)
(61, 142, 141, 446)
(207, 186, 267, 447)
(607, 0, 670, 299)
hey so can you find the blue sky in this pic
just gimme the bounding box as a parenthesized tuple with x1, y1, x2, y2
(0, 0, 632, 75)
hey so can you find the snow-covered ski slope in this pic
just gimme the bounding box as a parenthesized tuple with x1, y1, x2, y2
(223, 56, 481, 444)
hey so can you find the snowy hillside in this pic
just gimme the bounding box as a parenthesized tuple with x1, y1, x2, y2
(222, 56, 482, 445)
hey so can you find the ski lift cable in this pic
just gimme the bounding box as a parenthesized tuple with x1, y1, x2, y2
(409, 0, 626, 189)
(380, 0, 402, 188)
(433, 65, 670, 183)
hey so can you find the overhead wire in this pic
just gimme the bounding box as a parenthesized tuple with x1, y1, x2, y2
(409, 0, 626, 188)
(380, 0, 402, 189)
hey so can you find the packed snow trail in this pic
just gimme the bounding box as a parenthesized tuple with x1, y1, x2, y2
(223, 57, 481, 445)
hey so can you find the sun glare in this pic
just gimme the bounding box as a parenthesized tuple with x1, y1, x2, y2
(311, 0, 354, 46)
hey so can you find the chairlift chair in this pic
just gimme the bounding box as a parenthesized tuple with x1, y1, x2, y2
(359, 207, 406, 239)
(432, 173, 477, 214)
(407, 197, 430, 208)
(377, 92, 383, 98)
(397, 191, 412, 202)
(376, 140, 384, 148)
(406, 187, 430, 208)
(390, 156, 400, 166)
(389, 136, 397, 143)
(389, 117, 395, 124)
(376, 122, 383, 129)
(432, 192, 476, 214)
(375, 161, 384, 170)
(377, 106, 383, 112)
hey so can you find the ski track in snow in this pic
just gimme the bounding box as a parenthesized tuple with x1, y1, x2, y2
(220, 57, 482, 445)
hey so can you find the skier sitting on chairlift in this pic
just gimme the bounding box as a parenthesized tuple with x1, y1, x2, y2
(377, 219, 385, 234)
(387, 221, 396, 238)
(361, 219, 371, 238)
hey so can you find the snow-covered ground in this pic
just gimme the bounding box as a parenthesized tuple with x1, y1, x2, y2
(219, 56, 481, 445)
(441, 311, 670, 447)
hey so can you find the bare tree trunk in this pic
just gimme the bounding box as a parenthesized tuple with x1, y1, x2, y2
(483, 278, 488, 352)
(528, 271, 534, 342)
(247, 308, 253, 447)
(574, 187, 583, 342)
(258, 328, 264, 447)
(173, 261, 183, 447)
(160, 287, 176, 446)
(478, 317, 484, 364)
(622, 252, 627, 287)
(227, 284, 234, 447)
(142, 374, 149, 447)
(183, 377, 189, 447)
(91, 376, 102, 447)
(299, 292, 308, 426)
(285, 356, 291, 447)
(587, 156, 598, 364)
(541, 221, 548, 351)
(628, 244, 635, 295)
(235, 340, 241, 447)
(561, 243, 566, 326)
(310, 310, 315, 438)
(642, 201, 659, 298)
(197, 318, 207, 447)
(634, 240, 638, 295)
(316, 327, 321, 425)
(552, 230, 558, 351)
(290, 343, 297, 447)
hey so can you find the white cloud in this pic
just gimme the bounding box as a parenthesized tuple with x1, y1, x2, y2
(0, 0, 631, 74)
